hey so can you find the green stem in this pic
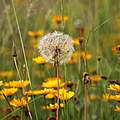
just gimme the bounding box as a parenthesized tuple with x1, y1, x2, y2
(11, 0, 38, 120)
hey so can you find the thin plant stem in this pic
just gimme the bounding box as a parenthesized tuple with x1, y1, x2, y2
(83, 84, 88, 120)
(13, 61, 33, 120)
(11, 0, 31, 87)
(12, 41, 33, 120)
(2, 93, 14, 111)
(55, 60, 60, 120)
(11, 0, 38, 120)
(54, 47, 60, 120)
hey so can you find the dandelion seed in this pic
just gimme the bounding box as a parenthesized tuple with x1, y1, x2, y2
(38, 31, 74, 64)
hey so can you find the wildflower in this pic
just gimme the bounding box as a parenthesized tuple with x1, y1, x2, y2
(25, 88, 55, 96)
(33, 56, 46, 64)
(0, 88, 18, 97)
(55, 88, 75, 101)
(81, 51, 92, 60)
(38, 31, 74, 64)
(67, 56, 78, 64)
(45, 93, 56, 99)
(72, 37, 83, 46)
(42, 77, 65, 88)
(89, 94, 99, 101)
(102, 94, 112, 101)
(89, 75, 102, 84)
(52, 16, 69, 25)
(43, 103, 64, 111)
(4, 80, 29, 88)
(28, 30, 44, 38)
(10, 97, 31, 107)
(0, 71, 14, 78)
(110, 95, 120, 101)
(0, 95, 5, 100)
(67, 51, 80, 64)
(114, 106, 120, 112)
(0, 81, 3, 86)
(67, 51, 92, 64)
(65, 80, 76, 88)
(108, 84, 120, 92)
(112, 44, 120, 54)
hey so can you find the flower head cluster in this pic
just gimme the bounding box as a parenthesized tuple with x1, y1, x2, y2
(4, 80, 30, 88)
(38, 31, 74, 64)
(10, 97, 31, 107)
(42, 77, 65, 88)
(0, 71, 14, 78)
(108, 84, 120, 92)
(112, 44, 120, 54)
(43, 103, 64, 111)
(0, 88, 18, 97)
(52, 16, 69, 25)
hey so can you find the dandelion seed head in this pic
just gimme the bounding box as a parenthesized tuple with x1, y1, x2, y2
(38, 31, 74, 64)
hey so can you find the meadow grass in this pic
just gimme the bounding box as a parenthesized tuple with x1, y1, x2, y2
(0, 0, 120, 120)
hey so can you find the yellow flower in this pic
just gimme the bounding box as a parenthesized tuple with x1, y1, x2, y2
(112, 44, 120, 54)
(110, 95, 120, 101)
(81, 51, 92, 60)
(0, 71, 14, 78)
(28, 30, 44, 38)
(4, 80, 29, 88)
(114, 106, 120, 112)
(10, 97, 31, 107)
(0, 95, 5, 100)
(0, 88, 18, 96)
(45, 93, 56, 99)
(52, 16, 69, 25)
(25, 88, 55, 96)
(43, 103, 64, 111)
(89, 75, 101, 84)
(67, 51, 92, 64)
(65, 80, 76, 88)
(67, 51, 80, 64)
(89, 94, 99, 101)
(102, 93, 112, 101)
(108, 84, 120, 92)
(33, 56, 46, 64)
(103, 94, 120, 101)
(42, 77, 65, 88)
(0, 81, 3, 86)
(72, 37, 83, 46)
(55, 88, 75, 101)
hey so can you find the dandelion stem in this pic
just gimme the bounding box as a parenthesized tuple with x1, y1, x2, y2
(54, 47, 60, 120)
